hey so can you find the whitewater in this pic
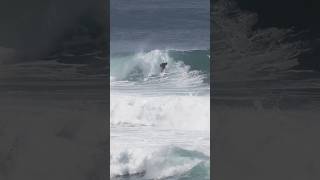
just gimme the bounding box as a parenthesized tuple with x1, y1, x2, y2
(110, 49, 210, 179)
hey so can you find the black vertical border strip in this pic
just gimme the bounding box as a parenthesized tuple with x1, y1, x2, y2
(210, 0, 214, 179)
(106, 0, 110, 177)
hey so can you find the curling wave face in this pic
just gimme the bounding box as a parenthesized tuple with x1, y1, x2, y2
(111, 49, 210, 96)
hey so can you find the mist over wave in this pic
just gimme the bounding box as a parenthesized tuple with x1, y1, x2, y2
(213, 0, 320, 108)
(213, 0, 310, 82)
(213, 3, 320, 179)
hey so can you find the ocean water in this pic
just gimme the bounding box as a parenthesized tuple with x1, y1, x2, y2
(110, 0, 210, 179)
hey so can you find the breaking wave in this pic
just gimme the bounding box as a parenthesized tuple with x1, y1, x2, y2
(111, 146, 210, 180)
(110, 49, 210, 96)
(110, 49, 210, 179)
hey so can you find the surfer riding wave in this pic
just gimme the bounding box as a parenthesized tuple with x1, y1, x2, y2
(160, 62, 168, 73)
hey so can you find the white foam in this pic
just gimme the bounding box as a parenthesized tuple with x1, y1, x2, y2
(110, 142, 209, 179)
(110, 49, 210, 179)
(110, 94, 210, 131)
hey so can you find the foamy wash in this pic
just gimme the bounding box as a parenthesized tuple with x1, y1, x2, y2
(110, 50, 210, 179)
(110, 0, 210, 179)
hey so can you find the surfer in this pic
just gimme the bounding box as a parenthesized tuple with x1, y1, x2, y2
(160, 62, 167, 72)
